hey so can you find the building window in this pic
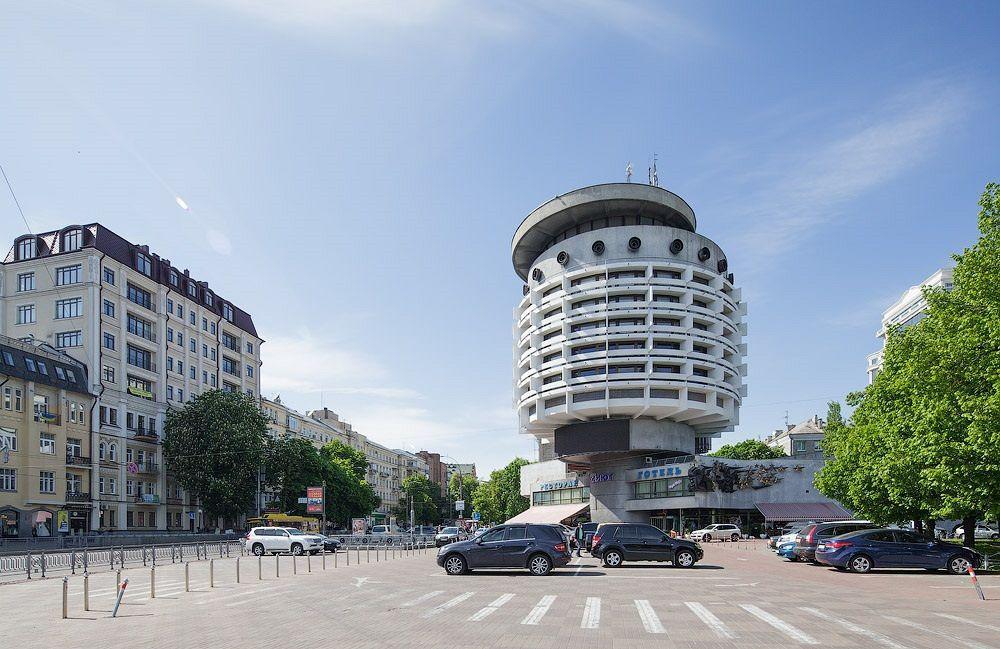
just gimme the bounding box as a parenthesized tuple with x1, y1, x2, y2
(246, 342, 253, 355)
(166, 298, 174, 314)
(189, 311, 196, 325)
(169, 270, 179, 287)
(210, 322, 216, 335)
(127, 313, 154, 341)
(103, 332, 116, 350)
(126, 283, 153, 310)
(103, 299, 115, 318)
(40, 433, 55, 455)
(202, 344, 208, 358)
(39, 471, 55, 493)
(222, 332, 238, 351)
(55, 265, 81, 285)
(63, 229, 82, 252)
(246, 364, 254, 378)
(210, 374, 216, 387)
(136, 252, 152, 276)
(166, 327, 174, 343)
(205, 293, 214, 307)
(166, 386, 174, 401)
(188, 366, 195, 380)
(17, 272, 34, 292)
(177, 360, 184, 374)
(0, 428, 16, 451)
(187, 282, 197, 298)
(55, 331, 82, 348)
(201, 317, 208, 331)
(127, 345, 152, 371)
(223, 304, 233, 321)
(166, 356, 174, 372)
(0, 468, 15, 491)
(176, 304, 183, 318)
(16, 304, 35, 324)
(177, 389, 184, 402)
(55, 297, 83, 319)
(177, 332, 184, 346)
(103, 267, 115, 285)
(202, 371, 208, 384)
(16, 238, 35, 260)
(794, 440, 807, 453)
(210, 348, 216, 361)
(128, 376, 152, 399)
(189, 338, 196, 353)
(102, 364, 115, 383)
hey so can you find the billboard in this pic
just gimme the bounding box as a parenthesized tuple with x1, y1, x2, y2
(352, 518, 367, 535)
(306, 486, 324, 514)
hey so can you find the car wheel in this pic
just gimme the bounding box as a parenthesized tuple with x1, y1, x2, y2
(787, 555, 799, 562)
(290, 543, 304, 556)
(948, 555, 972, 575)
(603, 550, 623, 568)
(444, 554, 466, 575)
(991, 533, 999, 540)
(528, 554, 552, 576)
(703, 534, 712, 543)
(675, 549, 696, 568)
(252, 543, 265, 556)
(849, 554, 873, 574)
(730, 533, 740, 542)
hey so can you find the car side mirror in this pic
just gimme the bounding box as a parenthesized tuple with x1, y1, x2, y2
(476, 537, 484, 545)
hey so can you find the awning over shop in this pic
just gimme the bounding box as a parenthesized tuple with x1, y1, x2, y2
(755, 502, 853, 522)
(504, 502, 589, 525)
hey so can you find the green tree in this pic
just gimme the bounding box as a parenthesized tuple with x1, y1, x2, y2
(448, 473, 480, 505)
(817, 183, 1000, 548)
(262, 436, 326, 514)
(394, 474, 446, 525)
(472, 458, 530, 525)
(163, 390, 268, 526)
(708, 439, 786, 460)
(322, 440, 368, 481)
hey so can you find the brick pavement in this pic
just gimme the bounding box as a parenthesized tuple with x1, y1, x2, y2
(7, 541, 999, 648)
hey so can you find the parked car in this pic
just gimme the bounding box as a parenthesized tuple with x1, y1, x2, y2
(315, 534, 340, 552)
(816, 528, 983, 574)
(436, 524, 571, 575)
(794, 521, 875, 562)
(770, 523, 811, 556)
(245, 527, 324, 556)
(690, 523, 742, 542)
(953, 524, 999, 540)
(413, 525, 437, 537)
(435, 526, 466, 547)
(576, 522, 599, 553)
(776, 540, 798, 560)
(591, 523, 703, 568)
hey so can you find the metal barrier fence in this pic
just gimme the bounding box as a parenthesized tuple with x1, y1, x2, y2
(334, 534, 435, 547)
(0, 540, 244, 581)
(0, 532, 242, 553)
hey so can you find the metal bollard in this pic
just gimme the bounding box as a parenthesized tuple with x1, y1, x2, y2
(236, 557, 241, 583)
(366, 546, 370, 563)
(71, 550, 77, 575)
(322, 550, 326, 571)
(336, 549, 339, 568)
(83, 573, 90, 611)
(26, 552, 32, 580)
(112, 578, 128, 618)
(210, 559, 215, 588)
(151, 566, 156, 599)
(62, 577, 68, 619)
(307, 553, 311, 573)
(185, 562, 190, 592)
(376, 546, 379, 563)
(276, 554, 280, 578)
(258, 556, 262, 580)
(116, 570, 122, 596)
(293, 555, 297, 575)
(41, 552, 46, 578)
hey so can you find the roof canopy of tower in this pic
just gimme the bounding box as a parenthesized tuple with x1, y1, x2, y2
(511, 183, 698, 281)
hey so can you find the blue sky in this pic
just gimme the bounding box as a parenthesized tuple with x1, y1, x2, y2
(2, 2, 998, 474)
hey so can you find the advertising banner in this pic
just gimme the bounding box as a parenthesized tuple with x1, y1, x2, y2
(306, 486, 324, 514)
(352, 518, 367, 535)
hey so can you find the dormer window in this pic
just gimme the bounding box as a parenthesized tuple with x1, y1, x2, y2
(187, 282, 197, 298)
(204, 292, 214, 307)
(16, 237, 35, 260)
(136, 252, 152, 276)
(222, 303, 233, 322)
(169, 270, 179, 287)
(63, 229, 82, 252)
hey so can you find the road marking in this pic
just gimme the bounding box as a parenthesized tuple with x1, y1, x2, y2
(714, 582, 758, 587)
(521, 595, 556, 625)
(225, 589, 291, 608)
(635, 599, 665, 634)
(402, 590, 444, 607)
(423, 592, 475, 618)
(685, 602, 735, 639)
(935, 613, 1000, 632)
(581, 597, 601, 629)
(884, 615, 991, 649)
(741, 604, 818, 644)
(801, 607, 911, 649)
(468, 593, 514, 621)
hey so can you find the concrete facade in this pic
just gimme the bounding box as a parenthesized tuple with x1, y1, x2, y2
(764, 415, 827, 459)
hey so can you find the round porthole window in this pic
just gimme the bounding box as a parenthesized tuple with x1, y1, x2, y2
(717, 259, 728, 273)
(697, 247, 711, 262)
(669, 239, 684, 254)
(592, 240, 605, 255)
(628, 237, 642, 251)
(531, 268, 543, 281)
(557, 251, 569, 266)
(522, 284, 530, 296)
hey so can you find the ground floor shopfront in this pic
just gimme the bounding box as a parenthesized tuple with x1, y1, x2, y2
(0, 504, 92, 538)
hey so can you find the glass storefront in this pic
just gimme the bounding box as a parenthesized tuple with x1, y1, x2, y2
(1, 509, 19, 537)
(532, 486, 590, 506)
(633, 477, 692, 499)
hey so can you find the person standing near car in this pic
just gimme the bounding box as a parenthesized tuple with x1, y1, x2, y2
(574, 525, 584, 557)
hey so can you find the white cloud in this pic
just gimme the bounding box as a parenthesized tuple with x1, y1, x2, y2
(724, 79, 970, 271)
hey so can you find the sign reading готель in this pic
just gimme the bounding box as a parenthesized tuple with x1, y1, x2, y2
(633, 465, 687, 481)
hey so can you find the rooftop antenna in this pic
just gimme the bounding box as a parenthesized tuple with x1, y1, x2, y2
(648, 153, 659, 187)
(784, 410, 789, 427)
(625, 161, 633, 183)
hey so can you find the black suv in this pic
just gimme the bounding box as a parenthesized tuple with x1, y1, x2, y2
(794, 521, 875, 562)
(436, 524, 572, 576)
(591, 523, 703, 568)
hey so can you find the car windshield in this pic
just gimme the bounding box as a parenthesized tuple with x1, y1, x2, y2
(441, 527, 459, 534)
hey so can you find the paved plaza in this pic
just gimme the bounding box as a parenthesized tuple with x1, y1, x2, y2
(7, 541, 999, 648)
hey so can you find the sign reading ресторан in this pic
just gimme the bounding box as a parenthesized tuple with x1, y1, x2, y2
(632, 465, 688, 481)
(538, 478, 583, 491)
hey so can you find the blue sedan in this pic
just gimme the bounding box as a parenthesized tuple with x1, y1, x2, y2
(776, 541, 798, 561)
(816, 528, 982, 574)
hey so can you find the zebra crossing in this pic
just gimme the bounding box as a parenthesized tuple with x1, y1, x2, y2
(344, 586, 995, 647)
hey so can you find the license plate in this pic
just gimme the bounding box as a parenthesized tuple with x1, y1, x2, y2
(817, 544, 826, 551)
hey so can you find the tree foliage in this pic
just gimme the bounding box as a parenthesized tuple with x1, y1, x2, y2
(816, 183, 1000, 546)
(709, 439, 786, 460)
(262, 436, 378, 527)
(448, 472, 480, 505)
(163, 390, 267, 524)
(472, 458, 530, 525)
(393, 474, 447, 525)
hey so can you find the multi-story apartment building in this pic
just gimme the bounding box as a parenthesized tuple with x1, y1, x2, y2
(764, 415, 827, 460)
(0, 335, 93, 537)
(866, 267, 953, 384)
(417, 450, 449, 497)
(1, 225, 262, 532)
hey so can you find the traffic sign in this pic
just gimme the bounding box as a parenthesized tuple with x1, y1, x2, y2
(472, 511, 480, 521)
(455, 500, 465, 512)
